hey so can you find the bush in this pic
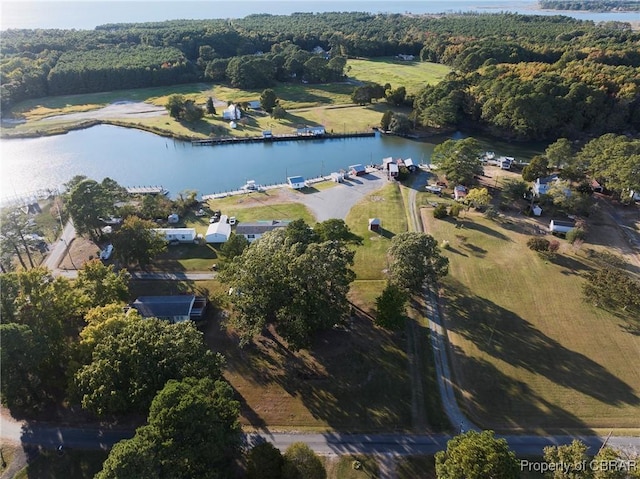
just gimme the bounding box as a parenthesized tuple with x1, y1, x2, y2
(566, 227, 585, 244)
(449, 203, 463, 218)
(548, 239, 560, 253)
(484, 206, 498, 220)
(433, 204, 448, 219)
(527, 237, 550, 252)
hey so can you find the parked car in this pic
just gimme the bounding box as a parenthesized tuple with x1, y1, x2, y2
(99, 244, 113, 260)
(229, 217, 237, 226)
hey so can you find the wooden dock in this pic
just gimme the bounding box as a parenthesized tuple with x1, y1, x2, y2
(191, 131, 375, 146)
(126, 186, 168, 195)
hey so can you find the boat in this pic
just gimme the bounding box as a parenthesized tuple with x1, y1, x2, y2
(241, 180, 262, 191)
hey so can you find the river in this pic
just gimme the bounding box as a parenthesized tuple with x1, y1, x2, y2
(0, 124, 546, 203)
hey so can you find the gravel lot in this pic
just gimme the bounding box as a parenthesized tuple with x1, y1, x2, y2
(44, 101, 166, 121)
(286, 170, 388, 221)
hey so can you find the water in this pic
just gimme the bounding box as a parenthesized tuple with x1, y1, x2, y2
(1, 1, 637, 30)
(0, 124, 545, 203)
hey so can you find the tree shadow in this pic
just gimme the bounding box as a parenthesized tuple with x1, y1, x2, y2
(449, 350, 595, 433)
(456, 219, 511, 241)
(443, 279, 639, 409)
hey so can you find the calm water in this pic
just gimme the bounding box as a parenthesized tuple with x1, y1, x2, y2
(1, 1, 637, 30)
(0, 125, 545, 203)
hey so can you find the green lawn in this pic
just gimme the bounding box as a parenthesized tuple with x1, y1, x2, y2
(345, 182, 408, 280)
(347, 58, 451, 94)
(423, 211, 640, 433)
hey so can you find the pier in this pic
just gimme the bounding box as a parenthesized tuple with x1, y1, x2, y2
(191, 131, 375, 146)
(126, 186, 168, 195)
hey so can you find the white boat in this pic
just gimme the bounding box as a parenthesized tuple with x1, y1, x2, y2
(241, 180, 259, 191)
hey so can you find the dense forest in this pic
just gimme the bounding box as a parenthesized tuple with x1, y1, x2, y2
(539, 1, 640, 11)
(1, 12, 639, 140)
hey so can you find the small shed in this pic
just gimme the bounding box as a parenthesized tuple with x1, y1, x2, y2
(404, 158, 416, 171)
(229, 121, 237, 129)
(388, 163, 399, 178)
(549, 219, 575, 234)
(349, 164, 366, 176)
(288, 176, 307, 189)
(167, 213, 179, 224)
(454, 185, 468, 201)
(532, 205, 543, 217)
(205, 216, 231, 243)
(368, 218, 381, 232)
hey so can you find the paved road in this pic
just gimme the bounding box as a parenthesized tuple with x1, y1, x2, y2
(2, 413, 640, 456)
(43, 220, 76, 271)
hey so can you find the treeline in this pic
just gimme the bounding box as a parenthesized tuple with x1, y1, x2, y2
(539, 1, 640, 11)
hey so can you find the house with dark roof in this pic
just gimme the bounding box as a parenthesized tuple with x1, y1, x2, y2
(533, 174, 559, 196)
(235, 220, 291, 242)
(549, 219, 575, 235)
(349, 164, 366, 176)
(131, 295, 208, 323)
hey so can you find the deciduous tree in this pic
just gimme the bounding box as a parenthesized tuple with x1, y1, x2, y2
(522, 155, 550, 182)
(435, 430, 519, 479)
(96, 377, 240, 479)
(543, 439, 591, 479)
(260, 88, 278, 113)
(75, 259, 130, 308)
(247, 442, 285, 479)
(465, 187, 491, 209)
(220, 225, 355, 349)
(387, 232, 449, 292)
(283, 442, 326, 479)
(65, 178, 113, 241)
(75, 319, 223, 415)
(112, 216, 167, 267)
(431, 138, 483, 186)
(375, 283, 408, 330)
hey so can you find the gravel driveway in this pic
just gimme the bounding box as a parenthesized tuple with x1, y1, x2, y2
(288, 170, 388, 221)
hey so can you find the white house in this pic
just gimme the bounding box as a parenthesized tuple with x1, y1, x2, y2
(549, 219, 575, 234)
(235, 220, 291, 242)
(287, 176, 307, 189)
(533, 174, 559, 196)
(152, 228, 197, 243)
(222, 104, 242, 120)
(205, 216, 231, 243)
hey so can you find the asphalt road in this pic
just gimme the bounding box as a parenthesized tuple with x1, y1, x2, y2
(2, 412, 640, 456)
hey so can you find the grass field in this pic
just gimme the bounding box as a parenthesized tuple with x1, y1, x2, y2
(422, 210, 640, 433)
(5, 57, 446, 140)
(347, 58, 451, 95)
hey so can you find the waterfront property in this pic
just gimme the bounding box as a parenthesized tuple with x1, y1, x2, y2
(205, 215, 231, 243)
(235, 220, 291, 242)
(533, 174, 559, 196)
(288, 176, 307, 189)
(152, 227, 197, 244)
(131, 295, 208, 323)
(349, 164, 366, 176)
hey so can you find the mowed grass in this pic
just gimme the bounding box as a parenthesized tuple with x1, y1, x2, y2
(423, 211, 640, 432)
(205, 313, 413, 432)
(347, 58, 451, 94)
(345, 182, 408, 280)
